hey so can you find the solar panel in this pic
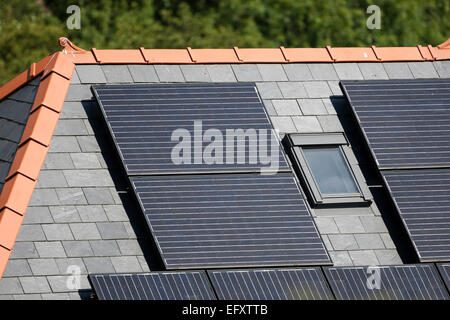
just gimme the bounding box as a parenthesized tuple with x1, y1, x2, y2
(93, 83, 289, 175)
(341, 79, 450, 169)
(208, 268, 334, 300)
(89, 271, 216, 300)
(436, 263, 450, 292)
(131, 172, 331, 269)
(383, 169, 450, 262)
(324, 264, 449, 300)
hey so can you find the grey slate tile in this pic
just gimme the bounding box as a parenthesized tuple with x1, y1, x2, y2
(103, 205, 128, 222)
(54, 119, 88, 136)
(49, 206, 81, 223)
(292, 116, 323, 133)
(0, 295, 14, 300)
(2, 260, 32, 277)
(69, 223, 101, 240)
(380, 233, 396, 249)
(111, 256, 143, 273)
(0, 278, 23, 295)
(180, 65, 211, 82)
(90, 240, 121, 256)
(333, 63, 363, 80)
(56, 188, 88, 205)
(282, 64, 313, 81)
(47, 275, 90, 293)
(13, 294, 42, 300)
(262, 100, 276, 116)
(138, 256, 151, 272)
(77, 205, 108, 222)
(75, 65, 107, 84)
(269, 116, 297, 133)
(128, 65, 159, 83)
(256, 64, 288, 81)
(49, 136, 81, 153)
(328, 234, 359, 250)
(117, 240, 144, 256)
(0, 99, 32, 124)
(102, 65, 133, 83)
(97, 222, 129, 239)
(349, 250, 379, 266)
(8, 85, 39, 103)
(307, 63, 339, 80)
(76, 136, 101, 152)
(231, 64, 262, 81)
(303, 81, 332, 98)
(23, 207, 53, 225)
(63, 169, 114, 187)
(326, 81, 343, 96)
(83, 187, 114, 205)
(329, 251, 353, 266)
(433, 60, 450, 78)
(83, 257, 115, 274)
(277, 82, 308, 98)
(206, 65, 237, 82)
(360, 216, 388, 233)
(19, 277, 50, 294)
(41, 293, 71, 300)
(16, 225, 46, 242)
(62, 241, 94, 257)
(407, 61, 439, 78)
(65, 85, 94, 101)
(354, 234, 385, 250)
(374, 250, 402, 265)
(42, 153, 75, 170)
(70, 153, 102, 169)
(35, 242, 67, 258)
(358, 63, 389, 79)
(0, 140, 17, 162)
(154, 65, 185, 82)
(272, 100, 301, 115)
(314, 217, 339, 234)
(55, 258, 87, 275)
(70, 70, 80, 84)
(255, 82, 283, 99)
(42, 224, 74, 241)
(10, 242, 38, 259)
(334, 216, 365, 233)
(36, 171, 68, 188)
(317, 115, 344, 132)
(383, 62, 414, 79)
(29, 189, 60, 206)
(28, 259, 59, 276)
(297, 99, 328, 115)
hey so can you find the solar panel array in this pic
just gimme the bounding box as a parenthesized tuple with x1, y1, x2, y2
(88, 271, 216, 300)
(131, 173, 330, 269)
(93, 83, 330, 270)
(341, 79, 450, 169)
(383, 169, 450, 262)
(324, 265, 449, 300)
(437, 263, 450, 292)
(94, 83, 289, 174)
(208, 268, 334, 300)
(341, 79, 450, 262)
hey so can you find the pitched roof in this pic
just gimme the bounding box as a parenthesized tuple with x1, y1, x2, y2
(0, 37, 448, 283)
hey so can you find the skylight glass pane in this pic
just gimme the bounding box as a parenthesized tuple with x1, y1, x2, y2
(303, 147, 359, 195)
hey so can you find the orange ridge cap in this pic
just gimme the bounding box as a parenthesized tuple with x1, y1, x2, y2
(0, 48, 74, 279)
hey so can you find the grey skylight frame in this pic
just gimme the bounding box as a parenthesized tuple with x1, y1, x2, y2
(285, 133, 372, 206)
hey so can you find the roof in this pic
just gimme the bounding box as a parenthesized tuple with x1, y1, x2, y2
(0, 37, 448, 299)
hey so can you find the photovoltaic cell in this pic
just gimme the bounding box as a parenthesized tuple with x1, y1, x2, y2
(131, 172, 331, 269)
(383, 169, 450, 262)
(341, 79, 450, 169)
(208, 268, 334, 300)
(436, 263, 450, 292)
(93, 83, 289, 175)
(89, 271, 216, 300)
(324, 265, 449, 300)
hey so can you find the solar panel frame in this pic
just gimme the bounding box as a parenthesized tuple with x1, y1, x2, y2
(89, 271, 217, 300)
(207, 268, 334, 300)
(92, 83, 290, 176)
(130, 172, 332, 269)
(324, 264, 450, 300)
(436, 263, 450, 293)
(340, 79, 450, 170)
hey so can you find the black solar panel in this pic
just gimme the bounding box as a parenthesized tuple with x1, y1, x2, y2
(436, 263, 450, 292)
(208, 268, 334, 300)
(131, 172, 331, 269)
(324, 264, 449, 300)
(93, 83, 289, 175)
(341, 79, 450, 169)
(89, 271, 216, 300)
(383, 169, 450, 262)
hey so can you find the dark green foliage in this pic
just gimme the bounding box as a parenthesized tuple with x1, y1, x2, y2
(1, 0, 448, 84)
